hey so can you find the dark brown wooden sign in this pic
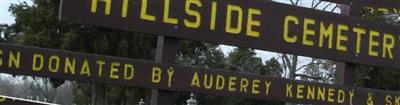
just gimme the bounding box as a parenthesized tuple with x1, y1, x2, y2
(321, 0, 400, 5)
(362, 1, 400, 14)
(0, 43, 399, 105)
(61, 0, 400, 70)
(321, 0, 400, 15)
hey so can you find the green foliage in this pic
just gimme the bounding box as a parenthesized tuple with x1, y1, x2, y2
(226, 48, 263, 74)
(177, 41, 226, 69)
(355, 65, 400, 90)
(365, 68, 400, 90)
(7, 0, 156, 104)
(263, 57, 283, 77)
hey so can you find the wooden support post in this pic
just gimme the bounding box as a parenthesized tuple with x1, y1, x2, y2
(150, 36, 179, 105)
(336, 5, 357, 86)
(348, 0, 365, 17)
(335, 63, 356, 86)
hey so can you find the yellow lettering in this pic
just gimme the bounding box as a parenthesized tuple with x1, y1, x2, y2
(328, 88, 335, 102)
(191, 72, 200, 88)
(110, 62, 120, 79)
(378, 8, 389, 14)
(386, 95, 392, 105)
(349, 90, 355, 105)
(166, 67, 174, 87)
(96, 60, 105, 77)
(369, 30, 380, 57)
(307, 86, 315, 100)
(393, 8, 400, 14)
(228, 76, 237, 92)
(319, 22, 333, 49)
(296, 84, 305, 99)
(124, 64, 134, 80)
(140, 0, 156, 21)
(317, 87, 325, 101)
(240, 78, 248, 93)
(284, 15, 298, 43)
(337, 24, 349, 52)
(64, 57, 76, 75)
(210, 1, 217, 30)
(337, 89, 345, 103)
(265, 81, 272, 95)
(286, 83, 293, 98)
(32, 54, 44, 71)
(303, 18, 315, 46)
(184, 0, 202, 28)
(353, 27, 366, 54)
(91, 0, 98, 13)
(0, 96, 5, 102)
(216, 75, 225, 90)
(394, 96, 400, 105)
(226, 4, 243, 34)
(91, 0, 112, 15)
(163, 0, 178, 24)
(365, 7, 374, 13)
(152, 67, 162, 83)
(121, 0, 129, 17)
(48, 55, 60, 73)
(383, 33, 395, 59)
(0, 50, 3, 66)
(204, 74, 213, 89)
(246, 8, 261, 37)
(80, 59, 91, 76)
(252, 79, 260, 94)
(8, 51, 20, 69)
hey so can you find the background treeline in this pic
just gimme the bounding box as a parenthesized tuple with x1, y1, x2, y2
(0, 0, 399, 105)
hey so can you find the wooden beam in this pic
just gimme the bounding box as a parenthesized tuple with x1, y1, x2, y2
(150, 36, 179, 105)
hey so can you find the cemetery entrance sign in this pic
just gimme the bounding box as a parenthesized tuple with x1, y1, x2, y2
(61, 0, 400, 70)
(0, 44, 399, 105)
(0, 0, 397, 104)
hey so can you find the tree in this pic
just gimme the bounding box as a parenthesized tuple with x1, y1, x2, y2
(0, 75, 18, 97)
(226, 48, 263, 74)
(7, 0, 156, 104)
(26, 77, 58, 102)
(177, 42, 226, 69)
(302, 59, 336, 83)
(262, 57, 283, 77)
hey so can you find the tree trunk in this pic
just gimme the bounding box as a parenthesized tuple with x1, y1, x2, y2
(91, 83, 95, 105)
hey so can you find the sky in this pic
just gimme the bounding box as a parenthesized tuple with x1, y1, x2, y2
(0, 0, 34, 25)
(0, 0, 339, 63)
